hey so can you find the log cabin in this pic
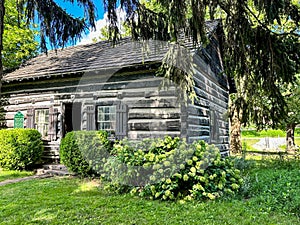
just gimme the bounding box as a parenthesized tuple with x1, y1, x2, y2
(2, 20, 230, 161)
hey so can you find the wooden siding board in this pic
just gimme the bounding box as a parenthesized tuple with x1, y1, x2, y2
(180, 102, 188, 140)
(128, 131, 180, 139)
(129, 107, 180, 116)
(188, 116, 210, 126)
(128, 119, 180, 131)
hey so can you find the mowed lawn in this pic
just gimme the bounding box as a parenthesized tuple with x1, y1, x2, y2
(0, 169, 33, 182)
(1, 160, 300, 225)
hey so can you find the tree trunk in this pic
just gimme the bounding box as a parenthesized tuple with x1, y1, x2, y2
(230, 109, 242, 154)
(0, 0, 4, 92)
(286, 123, 296, 152)
(229, 93, 242, 154)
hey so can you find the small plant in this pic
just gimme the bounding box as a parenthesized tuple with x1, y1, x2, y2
(0, 128, 43, 170)
(241, 139, 260, 151)
(232, 157, 256, 172)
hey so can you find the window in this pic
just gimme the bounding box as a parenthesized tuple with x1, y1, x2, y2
(35, 109, 49, 138)
(97, 105, 116, 134)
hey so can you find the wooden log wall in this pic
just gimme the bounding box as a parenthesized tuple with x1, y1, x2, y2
(77, 69, 183, 140)
(3, 51, 229, 158)
(186, 36, 230, 155)
(3, 67, 183, 160)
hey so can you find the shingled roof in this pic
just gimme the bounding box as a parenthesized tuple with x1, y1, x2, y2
(3, 20, 220, 83)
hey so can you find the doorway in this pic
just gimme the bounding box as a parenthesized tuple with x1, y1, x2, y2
(63, 102, 82, 136)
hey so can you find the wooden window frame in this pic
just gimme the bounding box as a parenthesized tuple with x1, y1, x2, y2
(27, 106, 58, 141)
(96, 103, 128, 140)
(96, 105, 116, 137)
(34, 108, 50, 139)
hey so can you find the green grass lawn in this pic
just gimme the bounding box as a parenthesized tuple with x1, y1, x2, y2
(242, 138, 260, 151)
(296, 137, 300, 146)
(0, 160, 300, 224)
(0, 169, 33, 182)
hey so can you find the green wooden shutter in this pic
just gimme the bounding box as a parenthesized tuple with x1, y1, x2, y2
(115, 103, 128, 140)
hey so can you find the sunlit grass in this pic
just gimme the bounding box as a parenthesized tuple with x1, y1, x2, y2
(0, 168, 33, 182)
(0, 162, 300, 225)
(296, 138, 300, 146)
(242, 138, 260, 151)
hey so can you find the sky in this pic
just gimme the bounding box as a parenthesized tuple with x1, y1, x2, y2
(53, 0, 123, 46)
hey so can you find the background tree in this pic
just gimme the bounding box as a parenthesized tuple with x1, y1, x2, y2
(3, 0, 38, 71)
(0, 0, 299, 153)
(93, 22, 131, 42)
(0, 0, 97, 128)
(102, 0, 299, 153)
(0, 0, 97, 91)
(280, 75, 300, 151)
(0, 0, 39, 128)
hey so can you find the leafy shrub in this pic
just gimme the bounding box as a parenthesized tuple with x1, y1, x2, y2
(101, 136, 185, 187)
(0, 128, 43, 170)
(232, 157, 257, 172)
(60, 130, 112, 177)
(295, 128, 300, 137)
(259, 129, 286, 137)
(241, 130, 260, 137)
(242, 129, 286, 138)
(102, 136, 243, 201)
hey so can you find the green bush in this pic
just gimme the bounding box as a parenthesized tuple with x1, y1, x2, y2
(295, 128, 300, 137)
(259, 129, 286, 137)
(241, 130, 260, 137)
(0, 129, 43, 170)
(242, 129, 286, 138)
(60, 130, 112, 177)
(102, 136, 184, 188)
(102, 136, 243, 201)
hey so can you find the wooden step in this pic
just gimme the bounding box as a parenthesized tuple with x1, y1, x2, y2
(42, 141, 60, 162)
(36, 164, 74, 176)
(42, 164, 67, 170)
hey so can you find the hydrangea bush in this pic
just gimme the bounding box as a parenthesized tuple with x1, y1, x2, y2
(60, 131, 243, 201)
(101, 136, 243, 201)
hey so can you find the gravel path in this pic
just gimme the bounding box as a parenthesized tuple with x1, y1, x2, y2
(253, 137, 286, 150)
(0, 174, 53, 187)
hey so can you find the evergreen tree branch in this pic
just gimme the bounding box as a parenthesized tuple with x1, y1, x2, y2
(17, 0, 96, 52)
(245, 3, 300, 37)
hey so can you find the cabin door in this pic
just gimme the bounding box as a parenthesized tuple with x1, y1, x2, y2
(62, 102, 82, 137)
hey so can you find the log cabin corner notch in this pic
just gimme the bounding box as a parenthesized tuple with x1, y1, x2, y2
(2, 20, 230, 161)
